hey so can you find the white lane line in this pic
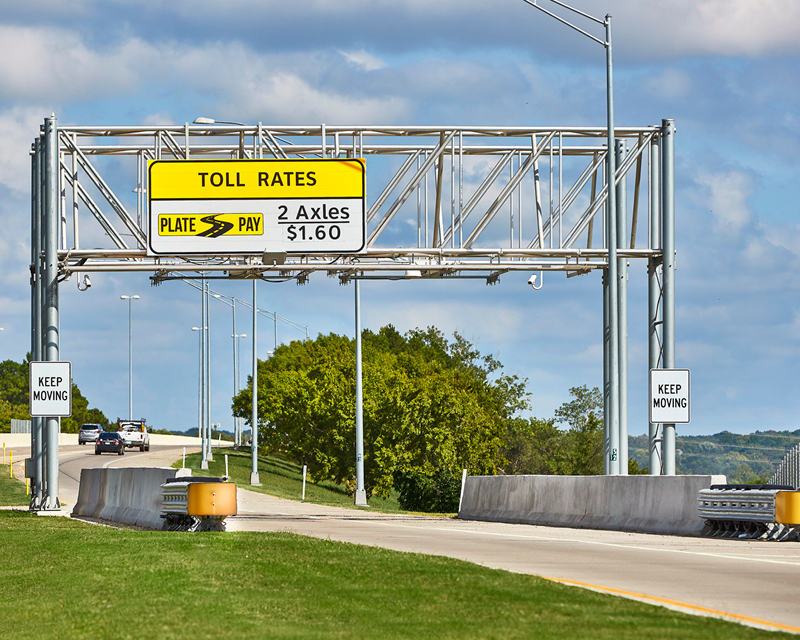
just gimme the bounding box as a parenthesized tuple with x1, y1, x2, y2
(354, 520, 800, 568)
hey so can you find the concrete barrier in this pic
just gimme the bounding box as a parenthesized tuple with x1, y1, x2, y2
(72, 467, 191, 529)
(458, 474, 727, 536)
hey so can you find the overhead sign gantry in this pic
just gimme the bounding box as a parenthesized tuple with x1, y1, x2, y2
(29, 117, 677, 511)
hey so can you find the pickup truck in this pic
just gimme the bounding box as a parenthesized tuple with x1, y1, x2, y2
(117, 419, 151, 451)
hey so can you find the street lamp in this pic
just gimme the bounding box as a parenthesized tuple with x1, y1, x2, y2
(521, 0, 622, 475)
(120, 295, 139, 420)
(194, 117, 247, 157)
(212, 291, 248, 448)
(233, 332, 247, 449)
(192, 327, 205, 449)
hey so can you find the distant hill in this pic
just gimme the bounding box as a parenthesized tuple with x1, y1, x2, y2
(630, 430, 800, 483)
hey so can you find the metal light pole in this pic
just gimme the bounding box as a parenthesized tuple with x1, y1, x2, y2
(521, 0, 621, 474)
(200, 279, 212, 468)
(233, 332, 246, 449)
(192, 326, 204, 447)
(120, 295, 139, 420)
(212, 292, 248, 448)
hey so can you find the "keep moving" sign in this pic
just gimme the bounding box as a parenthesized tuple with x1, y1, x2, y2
(29, 361, 72, 417)
(649, 369, 690, 424)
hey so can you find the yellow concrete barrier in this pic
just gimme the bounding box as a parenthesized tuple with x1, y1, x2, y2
(187, 482, 237, 517)
(776, 491, 800, 525)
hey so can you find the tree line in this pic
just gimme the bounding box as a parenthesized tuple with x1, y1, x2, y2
(232, 325, 615, 504)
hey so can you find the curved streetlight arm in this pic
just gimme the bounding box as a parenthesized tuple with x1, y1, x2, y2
(520, 0, 607, 46)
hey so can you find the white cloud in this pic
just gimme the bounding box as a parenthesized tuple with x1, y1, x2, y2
(108, 0, 800, 59)
(140, 111, 176, 126)
(693, 169, 753, 236)
(340, 50, 386, 72)
(218, 72, 409, 124)
(0, 106, 52, 192)
(0, 26, 153, 102)
(595, 0, 800, 58)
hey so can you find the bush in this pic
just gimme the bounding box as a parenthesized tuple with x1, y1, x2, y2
(393, 468, 461, 513)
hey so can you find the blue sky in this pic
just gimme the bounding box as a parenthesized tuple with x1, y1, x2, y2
(1, 0, 799, 437)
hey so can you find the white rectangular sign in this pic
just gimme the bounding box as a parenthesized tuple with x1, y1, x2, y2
(649, 368, 690, 424)
(29, 361, 72, 417)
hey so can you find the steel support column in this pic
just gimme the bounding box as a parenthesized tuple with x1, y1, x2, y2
(648, 137, 662, 474)
(232, 301, 239, 451)
(208, 287, 213, 460)
(30, 138, 43, 509)
(200, 278, 209, 470)
(354, 279, 367, 506)
(250, 278, 260, 485)
(42, 115, 60, 510)
(602, 267, 610, 475)
(616, 139, 628, 474)
(661, 119, 676, 475)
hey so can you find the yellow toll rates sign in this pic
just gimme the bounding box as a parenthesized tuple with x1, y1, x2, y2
(147, 158, 365, 255)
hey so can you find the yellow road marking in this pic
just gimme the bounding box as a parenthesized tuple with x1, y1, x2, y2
(542, 575, 800, 634)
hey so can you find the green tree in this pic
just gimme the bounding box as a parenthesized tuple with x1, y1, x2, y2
(501, 417, 564, 474)
(500, 385, 604, 476)
(232, 326, 528, 498)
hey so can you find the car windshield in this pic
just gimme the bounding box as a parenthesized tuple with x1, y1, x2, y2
(99, 433, 117, 439)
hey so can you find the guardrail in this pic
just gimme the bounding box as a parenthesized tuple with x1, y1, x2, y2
(697, 484, 800, 541)
(161, 477, 237, 531)
(771, 444, 800, 491)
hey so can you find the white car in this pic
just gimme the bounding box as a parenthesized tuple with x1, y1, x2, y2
(78, 423, 103, 445)
(117, 419, 151, 451)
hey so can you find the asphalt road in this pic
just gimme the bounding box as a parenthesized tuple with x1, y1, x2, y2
(8, 440, 800, 634)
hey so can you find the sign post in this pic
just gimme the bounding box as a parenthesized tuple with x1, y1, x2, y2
(649, 368, 690, 425)
(148, 158, 366, 256)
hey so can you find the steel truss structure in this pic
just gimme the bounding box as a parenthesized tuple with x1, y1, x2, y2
(28, 116, 677, 510)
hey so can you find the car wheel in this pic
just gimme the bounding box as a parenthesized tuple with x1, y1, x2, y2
(145, 445, 150, 451)
(95, 449, 100, 455)
(140, 445, 145, 452)
(119, 449, 124, 455)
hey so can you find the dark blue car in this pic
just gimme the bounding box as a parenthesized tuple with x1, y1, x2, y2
(95, 432, 125, 455)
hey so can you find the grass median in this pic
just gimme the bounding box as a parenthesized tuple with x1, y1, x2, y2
(177, 448, 413, 513)
(0, 510, 790, 640)
(0, 463, 28, 506)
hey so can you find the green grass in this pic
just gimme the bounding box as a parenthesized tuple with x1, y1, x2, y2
(177, 448, 415, 514)
(0, 464, 29, 506)
(0, 511, 789, 640)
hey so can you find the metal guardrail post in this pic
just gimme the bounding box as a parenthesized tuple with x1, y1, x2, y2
(698, 486, 799, 541)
